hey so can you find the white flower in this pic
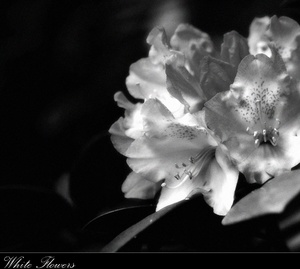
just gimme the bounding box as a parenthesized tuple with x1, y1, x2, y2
(205, 46, 300, 184)
(123, 98, 239, 215)
(248, 15, 300, 79)
(109, 22, 252, 216)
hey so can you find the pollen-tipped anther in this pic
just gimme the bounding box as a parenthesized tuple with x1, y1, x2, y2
(270, 136, 278, 146)
(184, 170, 193, 179)
(168, 147, 215, 189)
(174, 173, 180, 180)
(263, 129, 267, 142)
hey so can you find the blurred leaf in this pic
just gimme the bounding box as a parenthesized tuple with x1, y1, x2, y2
(100, 191, 268, 252)
(0, 185, 79, 251)
(223, 170, 300, 225)
(55, 172, 74, 206)
(278, 192, 300, 251)
(81, 202, 155, 251)
(69, 131, 131, 224)
(100, 198, 187, 252)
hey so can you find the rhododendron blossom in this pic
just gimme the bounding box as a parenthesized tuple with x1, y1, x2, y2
(109, 14, 300, 218)
(205, 47, 300, 184)
(248, 15, 300, 79)
(124, 98, 238, 215)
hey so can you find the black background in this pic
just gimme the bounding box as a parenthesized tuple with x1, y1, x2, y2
(0, 0, 299, 254)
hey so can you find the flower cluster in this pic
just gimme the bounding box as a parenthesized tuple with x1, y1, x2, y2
(109, 15, 300, 217)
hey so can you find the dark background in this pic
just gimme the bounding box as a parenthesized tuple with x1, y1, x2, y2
(0, 0, 299, 252)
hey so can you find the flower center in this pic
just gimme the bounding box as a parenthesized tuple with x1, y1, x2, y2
(162, 146, 215, 189)
(245, 98, 281, 147)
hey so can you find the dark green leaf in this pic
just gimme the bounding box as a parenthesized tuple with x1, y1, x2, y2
(0, 185, 78, 251)
(100, 191, 244, 252)
(278, 192, 300, 251)
(80, 202, 155, 251)
(69, 132, 131, 224)
(223, 170, 300, 225)
(100, 199, 186, 252)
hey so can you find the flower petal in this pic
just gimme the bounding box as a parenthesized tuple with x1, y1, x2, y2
(165, 54, 205, 112)
(122, 171, 161, 200)
(125, 57, 185, 117)
(204, 90, 248, 144)
(248, 16, 271, 56)
(268, 16, 300, 79)
(207, 81, 300, 185)
(114, 92, 145, 139)
(125, 58, 166, 100)
(109, 92, 146, 154)
(109, 118, 134, 155)
(267, 15, 300, 61)
(126, 99, 216, 182)
(156, 173, 210, 212)
(126, 125, 213, 183)
(146, 26, 172, 65)
(170, 23, 214, 75)
(205, 50, 298, 183)
(156, 145, 239, 216)
(229, 52, 290, 128)
(141, 97, 174, 130)
(236, 144, 294, 184)
(290, 35, 300, 79)
(248, 15, 300, 78)
(199, 56, 235, 99)
(126, 137, 204, 183)
(220, 30, 249, 70)
(203, 146, 239, 216)
(206, 50, 289, 137)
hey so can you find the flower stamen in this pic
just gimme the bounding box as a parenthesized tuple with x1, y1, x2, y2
(164, 146, 215, 189)
(247, 124, 280, 147)
(246, 94, 281, 145)
(263, 129, 267, 142)
(255, 138, 260, 148)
